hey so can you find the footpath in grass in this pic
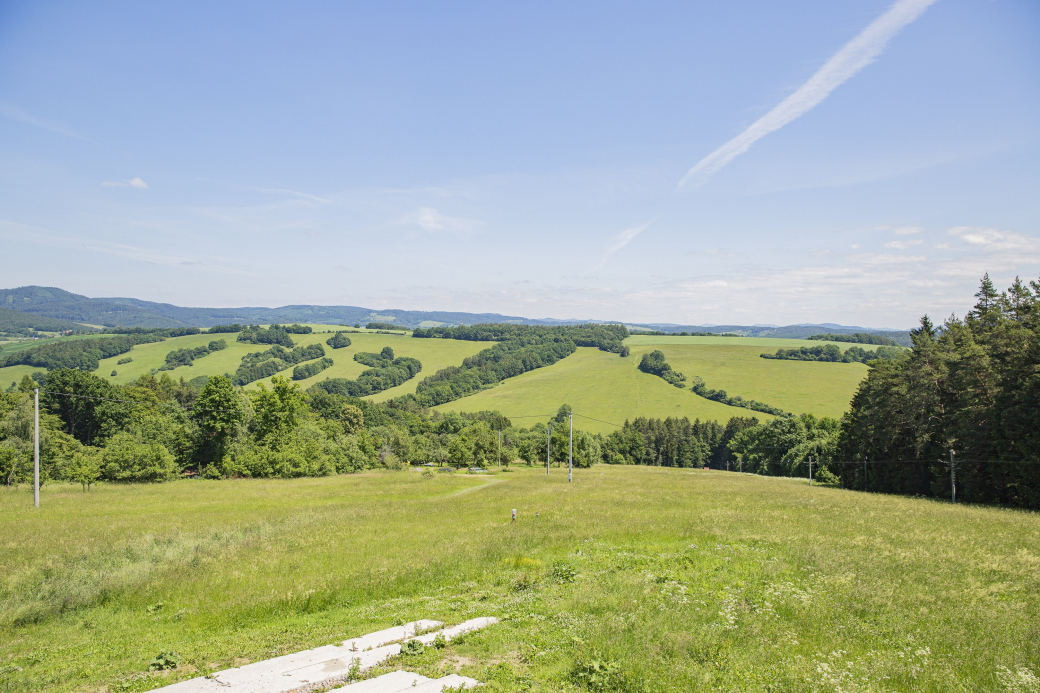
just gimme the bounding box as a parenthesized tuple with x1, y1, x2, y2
(1, 467, 1037, 692)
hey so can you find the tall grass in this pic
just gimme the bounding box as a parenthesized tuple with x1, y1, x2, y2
(0, 467, 1037, 692)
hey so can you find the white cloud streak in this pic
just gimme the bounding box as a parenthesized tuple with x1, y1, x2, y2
(102, 177, 149, 189)
(678, 0, 939, 189)
(597, 219, 655, 269)
(0, 102, 89, 140)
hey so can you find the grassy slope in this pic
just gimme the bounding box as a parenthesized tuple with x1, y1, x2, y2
(434, 347, 756, 430)
(0, 327, 487, 398)
(433, 338, 869, 432)
(0, 468, 1036, 692)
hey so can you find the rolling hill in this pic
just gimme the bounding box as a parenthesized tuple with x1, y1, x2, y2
(1, 286, 911, 343)
(2, 329, 876, 432)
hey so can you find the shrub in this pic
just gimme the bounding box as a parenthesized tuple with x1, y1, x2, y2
(326, 332, 352, 349)
(101, 434, 178, 482)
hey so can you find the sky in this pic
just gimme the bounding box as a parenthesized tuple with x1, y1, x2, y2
(1, 0, 1038, 328)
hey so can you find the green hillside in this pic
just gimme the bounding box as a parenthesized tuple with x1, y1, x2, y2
(80, 327, 488, 397)
(433, 338, 870, 432)
(3, 331, 873, 429)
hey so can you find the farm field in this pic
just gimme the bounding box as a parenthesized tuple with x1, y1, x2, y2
(434, 339, 869, 431)
(3, 332, 877, 425)
(0, 466, 1036, 692)
(0, 327, 489, 400)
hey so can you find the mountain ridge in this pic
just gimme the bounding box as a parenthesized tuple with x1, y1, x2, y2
(0, 285, 911, 343)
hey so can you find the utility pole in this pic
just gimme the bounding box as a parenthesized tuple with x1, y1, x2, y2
(808, 456, 813, 486)
(568, 413, 573, 483)
(497, 430, 501, 469)
(864, 457, 868, 492)
(546, 424, 551, 476)
(950, 449, 956, 504)
(34, 388, 40, 509)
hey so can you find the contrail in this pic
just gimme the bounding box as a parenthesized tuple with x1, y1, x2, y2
(596, 219, 655, 269)
(678, 0, 939, 189)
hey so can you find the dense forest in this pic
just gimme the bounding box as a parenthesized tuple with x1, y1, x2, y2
(834, 275, 1040, 508)
(763, 344, 903, 364)
(807, 332, 902, 346)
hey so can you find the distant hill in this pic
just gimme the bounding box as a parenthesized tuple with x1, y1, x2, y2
(0, 285, 911, 343)
(0, 307, 96, 336)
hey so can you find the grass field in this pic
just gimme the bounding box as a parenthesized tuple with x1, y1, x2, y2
(434, 340, 868, 432)
(0, 467, 1036, 692)
(0, 327, 489, 399)
(2, 333, 876, 425)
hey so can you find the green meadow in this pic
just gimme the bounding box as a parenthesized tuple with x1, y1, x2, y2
(434, 339, 868, 432)
(0, 327, 489, 400)
(1, 332, 877, 428)
(0, 467, 1036, 692)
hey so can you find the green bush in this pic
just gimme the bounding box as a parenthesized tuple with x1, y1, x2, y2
(101, 434, 178, 482)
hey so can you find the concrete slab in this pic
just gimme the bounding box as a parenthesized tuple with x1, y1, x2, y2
(408, 675, 482, 692)
(330, 670, 431, 692)
(151, 618, 495, 693)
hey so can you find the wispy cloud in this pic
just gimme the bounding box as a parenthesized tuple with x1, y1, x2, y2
(101, 177, 149, 189)
(597, 219, 655, 269)
(678, 0, 939, 189)
(405, 207, 483, 238)
(883, 239, 923, 249)
(0, 102, 90, 140)
(252, 187, 332, 204)
(0, 218, 253, 276)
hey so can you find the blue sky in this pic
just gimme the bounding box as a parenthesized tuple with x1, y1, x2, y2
(1, 0, 1038, 327)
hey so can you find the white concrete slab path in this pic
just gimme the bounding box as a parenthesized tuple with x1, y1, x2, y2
(151, 618, 496, 693)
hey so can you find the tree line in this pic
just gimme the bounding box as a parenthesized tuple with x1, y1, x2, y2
(233, 343, 327, 385)
(313, 348, 421, 398)
(0, 333, 167, 372)
(404, 324, 629, 407)
(637, 349, 787, 415)
(807, 333, 902, 346)
(762, 344, 903, 364)
(159, 340, 227, 371)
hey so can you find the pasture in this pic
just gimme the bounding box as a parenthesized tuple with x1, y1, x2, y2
(434, 340, 868, 431)
(0, 466, 1036, 692)
(0, 327, 489, 400)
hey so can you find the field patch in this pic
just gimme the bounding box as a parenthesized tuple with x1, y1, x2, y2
(0, 329, 489, 398)
(0, 468, 1036, 692)
(434, 340, 866, 431)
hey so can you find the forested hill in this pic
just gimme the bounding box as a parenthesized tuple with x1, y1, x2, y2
(2, 285, 908, 340)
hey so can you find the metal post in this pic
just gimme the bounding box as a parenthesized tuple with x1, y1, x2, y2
(568, 413, 573, 483)
(546, 424, 551, 476)
(34, 388, 40, 508)
(950, 449, 956, 504)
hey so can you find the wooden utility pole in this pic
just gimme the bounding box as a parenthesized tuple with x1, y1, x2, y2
(950, 449, 956, 504)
